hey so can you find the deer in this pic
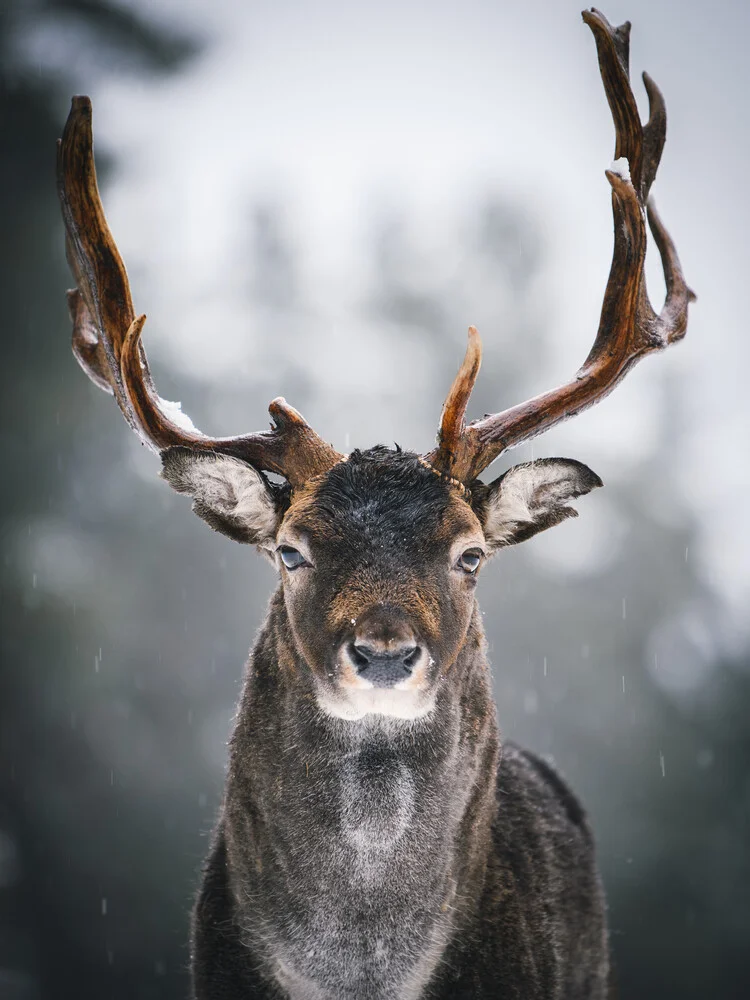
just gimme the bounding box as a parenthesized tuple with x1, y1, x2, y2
(57, 9, 692, 999)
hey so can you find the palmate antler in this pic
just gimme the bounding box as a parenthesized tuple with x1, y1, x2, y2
(57, 96, 342, 488)
(426, 8, 695, 484)
(59, 10, 692, 492)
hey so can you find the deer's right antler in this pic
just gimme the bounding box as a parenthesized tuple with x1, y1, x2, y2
(426, 8, 695, 483)
(58, 96, 342, 487)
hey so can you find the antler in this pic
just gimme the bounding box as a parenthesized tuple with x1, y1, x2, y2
(426, 8, 695, 483)
(58, 96, 342, 487)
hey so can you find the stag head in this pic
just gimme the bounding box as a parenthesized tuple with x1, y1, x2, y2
(58, 9, 692, 721)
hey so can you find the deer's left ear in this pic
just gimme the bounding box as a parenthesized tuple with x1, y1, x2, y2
(480, 458, 602, 550)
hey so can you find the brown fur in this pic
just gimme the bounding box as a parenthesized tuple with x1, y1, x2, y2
(161, 446, 610, 999)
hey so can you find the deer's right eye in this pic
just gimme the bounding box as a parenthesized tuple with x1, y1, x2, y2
(457, 548, 483, 574)
(278, 546, 309, 570)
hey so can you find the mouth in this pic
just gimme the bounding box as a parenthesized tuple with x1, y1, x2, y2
(316, 684, 437, 722)
(315, 648, 436, 721)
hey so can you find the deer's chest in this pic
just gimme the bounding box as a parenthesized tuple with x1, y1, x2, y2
(246, 747, 458, 1000)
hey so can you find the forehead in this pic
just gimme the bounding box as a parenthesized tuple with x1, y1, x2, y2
(282, 449, 480, 551)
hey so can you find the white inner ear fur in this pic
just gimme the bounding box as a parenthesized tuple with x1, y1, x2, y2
(162, 450, 278, 542)
(484, 458, 601, 548)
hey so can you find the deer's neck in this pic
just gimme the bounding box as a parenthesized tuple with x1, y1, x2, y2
(223, 589, 499, 1000)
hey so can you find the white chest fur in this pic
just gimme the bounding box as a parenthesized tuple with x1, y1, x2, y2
(264, 748, 456, 1000)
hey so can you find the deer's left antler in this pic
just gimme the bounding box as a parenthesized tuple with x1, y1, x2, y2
(58, 97, 343, 487)
(427, 8, 695, 483)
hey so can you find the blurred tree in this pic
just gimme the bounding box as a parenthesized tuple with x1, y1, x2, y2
(0, 3, 199, 997)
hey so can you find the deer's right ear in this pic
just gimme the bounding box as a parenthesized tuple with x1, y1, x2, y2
(160, 447, 280, 546)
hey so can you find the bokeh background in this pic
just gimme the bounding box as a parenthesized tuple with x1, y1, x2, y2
(2, 0, 749, 997)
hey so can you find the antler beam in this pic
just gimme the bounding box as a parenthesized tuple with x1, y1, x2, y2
(58, 96, 342, 487)
(427, 8, 694, 483)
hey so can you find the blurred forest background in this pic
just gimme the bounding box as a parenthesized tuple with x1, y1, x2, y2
(1, 0, 749, 998)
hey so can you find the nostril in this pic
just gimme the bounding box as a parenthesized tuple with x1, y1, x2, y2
(350, 642, 371, 669)
(403, 645, 421, 671)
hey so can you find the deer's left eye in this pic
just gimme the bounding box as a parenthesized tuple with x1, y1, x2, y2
(457, 548, 483, 574)
(278, 546, 308, 570)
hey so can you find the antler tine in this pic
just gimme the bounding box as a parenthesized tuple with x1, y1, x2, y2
(432, 327, 482, 472)
(425, 8, 694, 484)
(58, 97, 342, 486)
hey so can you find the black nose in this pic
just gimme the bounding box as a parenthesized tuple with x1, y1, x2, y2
(349, 640, 421, 688)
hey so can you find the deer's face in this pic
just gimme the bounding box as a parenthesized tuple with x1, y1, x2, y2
(275, 449, 484, 720)
(161, 445, 601, 721)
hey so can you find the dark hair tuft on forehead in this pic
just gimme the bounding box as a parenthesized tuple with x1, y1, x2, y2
(312, 446, 453, 529)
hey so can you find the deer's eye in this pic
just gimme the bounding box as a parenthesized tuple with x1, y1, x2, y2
(457, 548, 483, 574)
(278, 546, 309, 570)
